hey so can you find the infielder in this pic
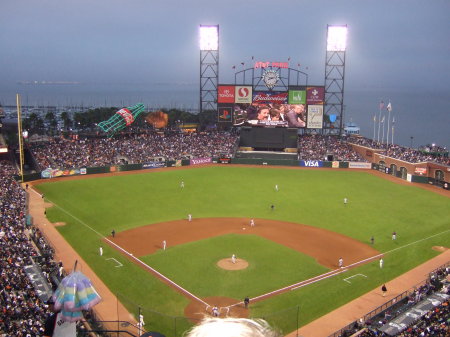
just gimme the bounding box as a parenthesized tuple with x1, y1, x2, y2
(250, 219, 255, 227)
(162, 240, 166, 250)
(188, 214, 192, 222)
(338, 257, 344, 268)
(379, 258, 384, 268)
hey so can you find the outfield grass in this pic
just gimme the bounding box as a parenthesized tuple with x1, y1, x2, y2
(36, 166, 450, 335)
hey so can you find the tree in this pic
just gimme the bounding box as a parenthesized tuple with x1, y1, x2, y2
(45, 111, 58, 135)
(60, 111, 72, 130)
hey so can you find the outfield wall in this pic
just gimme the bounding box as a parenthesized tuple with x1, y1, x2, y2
(17, 157, 449, 192)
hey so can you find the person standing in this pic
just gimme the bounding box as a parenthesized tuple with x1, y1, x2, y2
(138, 314, 145, 335)
(244, 296, 250, 309)
(275, 184, 279, 191)
(250, 219, 255, 227)
(188, 214, 192, 222)
(370, 236, 375, 245)
(392, 231, 397, 240)
(379, 258, 384, 268)
(231, 254, 236, 264)
(111, 230, 115, 238)
(344, 198, 348, 205)
(212, 306, 219, 317)
(270, 204, 275, 211)
(162, 240, 166, 250)
(99, 246, 103, 256)
(338, 257, 344, 268)
(180, 180, 185, 188)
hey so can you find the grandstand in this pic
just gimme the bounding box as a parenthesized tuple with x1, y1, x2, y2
(0, 127, 449, 337)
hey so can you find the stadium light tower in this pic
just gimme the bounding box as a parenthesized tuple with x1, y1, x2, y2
(324, 24, 348, 135)
(199, 25, 219, 114)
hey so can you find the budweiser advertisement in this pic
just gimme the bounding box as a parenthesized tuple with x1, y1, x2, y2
(252, 91, 288, 104)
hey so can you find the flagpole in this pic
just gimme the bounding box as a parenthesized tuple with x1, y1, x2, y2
(382, 118, 385, 144)
(373, 114, 376, 141)
(386, 100, 391, 146)
(391, 125, 394, 146)
(377, 100, 383, 143)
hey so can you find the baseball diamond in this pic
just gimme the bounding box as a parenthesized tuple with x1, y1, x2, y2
(29, 165, 450, 336)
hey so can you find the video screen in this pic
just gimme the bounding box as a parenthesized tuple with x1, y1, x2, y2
(233, 103, 305, 128)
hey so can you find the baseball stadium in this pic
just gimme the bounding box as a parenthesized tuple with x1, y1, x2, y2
(1, 25, 449, 337)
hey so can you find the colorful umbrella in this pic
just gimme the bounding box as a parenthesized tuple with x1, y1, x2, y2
(52, 270, 101, 322)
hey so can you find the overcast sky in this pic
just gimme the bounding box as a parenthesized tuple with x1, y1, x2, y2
(1, 0, 450, 91)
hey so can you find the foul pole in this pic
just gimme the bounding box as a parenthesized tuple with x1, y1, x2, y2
(16, 94, 24, 182)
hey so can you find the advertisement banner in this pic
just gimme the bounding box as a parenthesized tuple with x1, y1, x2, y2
(306, 105, 324, 129)
(41, 168, 85, 179)
(142, 162, 166, 169)
(217, 86, 235, 103)
(191, 157, 212, 165)
(253, 91, 288, 104)
(332, 161, 340, 168)
(235, 86, 252, 104)
(218, 106, 232, 122)
(306, 87, 325, 104)
(414, 167, 427, 175)
(348, 162, 372, 169)
(299, 160, 323, 167)
(288, 90, 306, 104)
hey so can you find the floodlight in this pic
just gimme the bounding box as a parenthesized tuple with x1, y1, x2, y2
(327, 25, 347, 51)
(199, 25, 218, 51)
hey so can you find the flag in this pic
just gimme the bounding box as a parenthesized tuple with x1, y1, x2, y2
(373, 115, 376, 122)
(297, 63, 301, 67)
(241, 62, 245, 66)
(379, 100, 385, 110)
(386, 102, 392, 112)
(232, 65, 236, 69)
(392, 117, 395, 124)
(381, 116, 385, 123)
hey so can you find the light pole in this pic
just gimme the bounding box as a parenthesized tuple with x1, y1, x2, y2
(410, 136, 414, 148)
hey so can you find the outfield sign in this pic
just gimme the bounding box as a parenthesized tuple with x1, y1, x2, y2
(143, 162, 166, 169)
(299, 160, 323, 167)
(348, 162, 371, 169)
(191, 157, 212, 165)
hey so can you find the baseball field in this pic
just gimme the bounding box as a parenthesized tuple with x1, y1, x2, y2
(34, 165, 450, 336)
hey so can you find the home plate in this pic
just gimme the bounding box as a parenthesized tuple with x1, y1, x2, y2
(242, 227, 246, 230)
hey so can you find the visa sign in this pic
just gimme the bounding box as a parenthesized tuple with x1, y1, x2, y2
(300, 160, 323, 167)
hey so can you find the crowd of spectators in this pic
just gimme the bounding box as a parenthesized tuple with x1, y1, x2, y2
(29, 131, 238, 170)
(0, 160, 53, 336)
(298, 134, 368, 162)
(346, 136, 450, 166)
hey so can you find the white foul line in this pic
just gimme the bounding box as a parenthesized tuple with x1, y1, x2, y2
(44, 198, 209, 307)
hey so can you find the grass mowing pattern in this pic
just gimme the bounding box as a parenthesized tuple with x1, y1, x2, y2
(37, 166, 450, 335)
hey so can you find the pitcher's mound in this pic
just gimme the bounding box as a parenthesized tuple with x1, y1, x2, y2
(217, 258, 249, 270)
